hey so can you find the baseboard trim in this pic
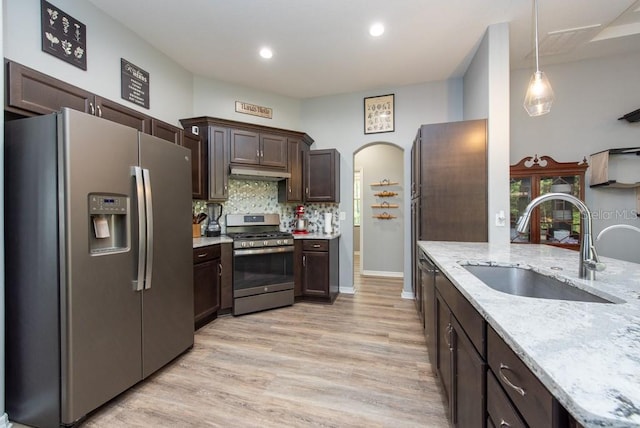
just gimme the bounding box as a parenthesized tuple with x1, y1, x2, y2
(362, 270, 403, 278)
(1, 413, 11, 428)
(401, 290, 414, 300)
(340, 286, 356, 294)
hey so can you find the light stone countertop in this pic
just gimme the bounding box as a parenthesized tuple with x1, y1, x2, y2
(193, 235, 233, 248)
(292, 232, 341, 240)
(418, 241, 640, 428)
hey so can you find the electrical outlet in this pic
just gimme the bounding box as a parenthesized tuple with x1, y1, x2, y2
(495, 210, 506, 227)
(339, 211, 346, 221)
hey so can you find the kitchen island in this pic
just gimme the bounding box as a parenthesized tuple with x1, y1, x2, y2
(419, 241, 640, 428)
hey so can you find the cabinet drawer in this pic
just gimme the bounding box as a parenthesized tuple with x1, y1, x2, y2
(193, 245, 221, 263)
(302, 240, 328, 251)
(487, 369, 527, 428)
(435, 273, 485, 357)
(488, 326, 555, 428)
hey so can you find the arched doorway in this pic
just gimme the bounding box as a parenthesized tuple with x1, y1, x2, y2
(353, 143, 404, 286)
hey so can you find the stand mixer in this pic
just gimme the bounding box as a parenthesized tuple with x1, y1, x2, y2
(293, 205, 309, 234)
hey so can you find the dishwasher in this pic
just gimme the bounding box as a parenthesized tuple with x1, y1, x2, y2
(418, 248, 438, 368)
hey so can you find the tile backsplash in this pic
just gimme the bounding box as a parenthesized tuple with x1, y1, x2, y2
(193, 179, 340, 234)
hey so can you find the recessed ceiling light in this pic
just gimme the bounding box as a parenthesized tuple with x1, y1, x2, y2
(259, 47, 273, 59)
(369, 23, 385, 37)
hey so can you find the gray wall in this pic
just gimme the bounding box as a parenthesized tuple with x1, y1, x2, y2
(3, 0, 193, 126)
(463, 23, 511, 244)
(300, 79, 464, 294)
(355, 144, 404, 276)
(510, 52, 640, 263)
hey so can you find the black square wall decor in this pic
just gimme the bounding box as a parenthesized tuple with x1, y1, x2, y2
(41, 0, 87, 70)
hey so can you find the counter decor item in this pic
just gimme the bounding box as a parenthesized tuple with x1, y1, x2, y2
(364, 94, 394, 134)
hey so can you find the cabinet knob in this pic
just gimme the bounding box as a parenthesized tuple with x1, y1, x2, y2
(89, 102, 95, 115)
(96, 105, 102, 117)
(313, 244, 321, 248)
(197, 253, 207, 258)
(302, 255, 306, 267)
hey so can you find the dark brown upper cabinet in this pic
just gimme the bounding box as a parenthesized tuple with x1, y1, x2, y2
(4, 60, 163, 136)
(230, 129, 287, 169)
(151, 118, 183, 145)
(182, 131, 206, 200)
(305, 149, 340, 203)
(278, 138, 307, 203)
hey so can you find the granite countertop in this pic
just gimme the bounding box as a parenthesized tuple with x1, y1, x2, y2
(418, 241, 640, 428)
(292, 232, 341, 240)
(193, 235, 233, 248)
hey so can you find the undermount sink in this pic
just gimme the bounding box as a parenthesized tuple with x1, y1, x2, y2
(462, 265, 614, 304)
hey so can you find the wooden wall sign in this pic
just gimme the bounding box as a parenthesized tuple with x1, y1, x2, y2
(40, 0, 87, 70)
(121, 58, 150, 109)
(235, 101, 273, 119)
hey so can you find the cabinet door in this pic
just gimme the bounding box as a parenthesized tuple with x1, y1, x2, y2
(183, 131, 206, 200)
(452, 317, 486, 427)
(259, 133, 287, 168)
(302, 251, 329, 297)
(151, 119, 183, 145)
(6, 60, 93, 115)
(279, 138, 303, 202)
(305, 149, 340, 203)
(94, 96, 151, 133)
(230, 129, 260, 165)
(193, 258, 221, 328)
(436, 291, 454, 412)
(208, 126, 229, 200)
(421, 120, 487, 242)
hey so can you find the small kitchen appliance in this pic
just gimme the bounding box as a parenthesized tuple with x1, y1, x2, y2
(206, 202, 222, 237)
(293, 205, 309, 234)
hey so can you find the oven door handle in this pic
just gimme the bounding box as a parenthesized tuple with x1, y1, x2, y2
(234, 246, 294, 256)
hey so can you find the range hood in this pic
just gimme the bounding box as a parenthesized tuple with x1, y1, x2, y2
(229, 166, 291, 181)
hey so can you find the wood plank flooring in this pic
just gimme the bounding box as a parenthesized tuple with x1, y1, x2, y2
(80, 258, 450, 427)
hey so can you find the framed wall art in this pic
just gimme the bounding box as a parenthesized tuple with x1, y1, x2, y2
(41, 0, 87, 70)
(364, 94, 394, 134)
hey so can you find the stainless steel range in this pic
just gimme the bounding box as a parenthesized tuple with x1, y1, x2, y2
(227, 213, 294, 315)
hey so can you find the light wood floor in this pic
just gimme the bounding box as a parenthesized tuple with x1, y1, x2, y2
(79, 257, 450, 427)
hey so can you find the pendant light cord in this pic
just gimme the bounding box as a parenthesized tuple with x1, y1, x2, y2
(534, 0, 540, 73)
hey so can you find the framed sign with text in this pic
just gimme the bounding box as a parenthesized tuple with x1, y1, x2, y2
(41, 0, 87, 70)
(364, 94, 394, 134)
(121, 59, 150, 109)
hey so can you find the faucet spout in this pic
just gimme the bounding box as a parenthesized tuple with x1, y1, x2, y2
(516, 192, 603, 280)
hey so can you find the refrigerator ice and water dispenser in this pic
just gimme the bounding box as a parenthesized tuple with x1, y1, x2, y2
(89, 194, 129, 254)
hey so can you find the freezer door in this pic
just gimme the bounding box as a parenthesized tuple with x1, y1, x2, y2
(139, 133, 194, 378)
(61, 109, 143, 424)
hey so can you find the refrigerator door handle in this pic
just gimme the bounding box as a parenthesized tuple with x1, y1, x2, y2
(133, 166, 146, 291)
(142, 168, 154, 290)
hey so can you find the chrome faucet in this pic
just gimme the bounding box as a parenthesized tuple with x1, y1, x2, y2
(516, 192, 605, 280)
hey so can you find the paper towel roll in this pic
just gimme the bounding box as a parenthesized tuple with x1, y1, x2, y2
(324, 212, 333, 234)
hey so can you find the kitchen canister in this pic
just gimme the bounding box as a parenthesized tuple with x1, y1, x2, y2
(324, 212, 333, 234)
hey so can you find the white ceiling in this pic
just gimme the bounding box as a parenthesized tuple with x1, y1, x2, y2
(87, 0, 640, 99)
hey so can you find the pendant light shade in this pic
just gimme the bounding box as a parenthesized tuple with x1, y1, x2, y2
(523, 0, 554, 116)
(524, 70, 554, 116)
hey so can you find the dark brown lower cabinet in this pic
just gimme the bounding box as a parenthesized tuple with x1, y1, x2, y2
(436, 291, 486, 427)
(296, 238, 339, 303)
(424, 251, 572, 428)
(193, 245, 221, 329)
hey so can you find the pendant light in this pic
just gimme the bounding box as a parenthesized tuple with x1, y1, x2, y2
(523, 0, 554, 116)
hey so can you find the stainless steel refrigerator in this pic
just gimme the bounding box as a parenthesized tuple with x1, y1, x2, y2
(5, 108, 194, 427)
